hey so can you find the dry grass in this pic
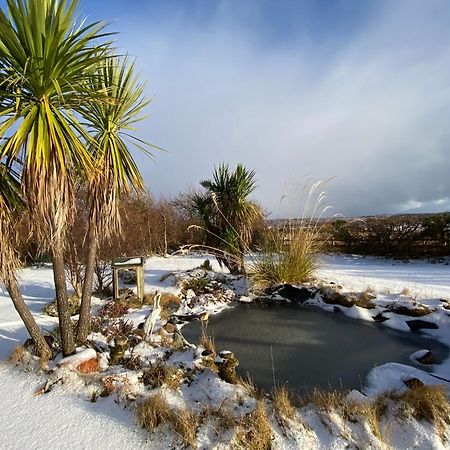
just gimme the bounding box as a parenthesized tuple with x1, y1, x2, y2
(400, 287, 411, 296)
(305, 388, 386, 442)
(271, 385, 296, 420)
(8, 345, 27, 365)
(136, 392, 171, 430)
(205, 404, 237, 433)
(136, 393, 199, 448)
(249, 181, 331, 291)
(139, 362, 182, 389)
(236, 401, 274, 450)
(356, 289, 376, 309)
(395, 385, 450, 439)
(199, 330, 216, 355)
(237, 374, 266, 400)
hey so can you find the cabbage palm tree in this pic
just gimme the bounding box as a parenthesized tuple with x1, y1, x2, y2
(0, 162, 52, 361)
(192, 163, 261, 274)
(76, 55, 154, 343)
(0, 0, 111, 355)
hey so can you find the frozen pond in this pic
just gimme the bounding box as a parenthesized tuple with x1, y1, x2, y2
(182, 303, 449, 393)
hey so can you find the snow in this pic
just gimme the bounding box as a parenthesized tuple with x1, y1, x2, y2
(1, 253, 450, 449)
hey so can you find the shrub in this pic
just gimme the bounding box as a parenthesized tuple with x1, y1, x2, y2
(188, 163, 262, 274)
(43, 294, 81, 317)
(136, 393, 199, 448)
(139, 362, 182, 389)
(236, 401, 273, 450)
(249, 181, 330, 291)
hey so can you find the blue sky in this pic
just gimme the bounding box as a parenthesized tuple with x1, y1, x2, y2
(3, 0, 450, 217)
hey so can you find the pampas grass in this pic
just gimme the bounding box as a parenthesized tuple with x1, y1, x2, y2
(249, 180, 332, 291)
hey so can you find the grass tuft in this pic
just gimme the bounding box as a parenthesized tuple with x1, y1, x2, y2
(271, 385, 296, 420)
(139, 362, 182, 390)
(236, 401, 273, 450)
(249, 181, 331, 291)
(395, 385, 450, 439)
(136, 393, 199, 448)
(7, 345, 27, 365)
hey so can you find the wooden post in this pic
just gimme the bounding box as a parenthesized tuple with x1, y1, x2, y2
(113, 268, 119, 300)
(137, 266, 144, 301)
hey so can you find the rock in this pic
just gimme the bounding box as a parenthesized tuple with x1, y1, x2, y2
(403, 377, 424, 389)
(322, 291, 355, 308)
(416, 350, 437, 365)
(372, 313, 389, 323)
(274, 284, 316, 303)
(109, 335, 128, 365)
(75, 357, 100, 373)
(406, 320, 439, 331)
(58, 348, 98, 373)
(388, 305, 432, 317)
(216, 351, 239, 384)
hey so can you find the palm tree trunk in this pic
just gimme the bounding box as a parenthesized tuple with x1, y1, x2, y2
(51, 240, 75, 356)
(76, 223, 98, 343)
(5, 278, 52, 361)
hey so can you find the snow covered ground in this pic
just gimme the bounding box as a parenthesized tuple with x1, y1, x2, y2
(1, 254, 450, 449)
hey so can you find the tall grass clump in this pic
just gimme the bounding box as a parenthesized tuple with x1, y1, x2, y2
(249, 180, 332, 291)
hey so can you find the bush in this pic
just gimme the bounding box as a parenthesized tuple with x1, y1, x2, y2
(249, 181, 330, 291)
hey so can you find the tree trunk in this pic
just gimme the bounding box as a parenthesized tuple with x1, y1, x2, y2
(76, 223, 98, 343)
(51, 241, 75, 356)
(5, 278, 52, 361)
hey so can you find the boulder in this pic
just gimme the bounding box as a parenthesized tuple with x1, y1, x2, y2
(416, 350, 437, 365)
(403, 377, 424, 389)
(274, 284, 316, 303)
(406, 320, 439, 331)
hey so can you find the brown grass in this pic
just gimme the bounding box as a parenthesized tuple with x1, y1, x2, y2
(139, 362, 182, 390)
(199, 330, 216, 355)
(236, 401, 274, 450)
(136, 392, 171, 430)
(395, 385, 450, 439)
(7, 345, 27, 365)
(271, 385, 296, 420)
(356, 289, 376, 309)
(207, 405, 237, 433)
(305, 388, 386, 442)
(237, 374, 266, 400)
(136, 393, 199, 448)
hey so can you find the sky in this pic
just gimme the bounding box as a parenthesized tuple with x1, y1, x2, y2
(6, 0, 450, 218)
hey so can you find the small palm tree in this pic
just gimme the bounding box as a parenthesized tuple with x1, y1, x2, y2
(76, 55, 155, 342)
(0, 162, 52, 361)
(0, 0, 111, 355)
(191, 163, 261, 274)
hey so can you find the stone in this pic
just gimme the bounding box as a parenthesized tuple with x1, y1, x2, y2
(406, 320, 439, 331)
(216, 350, 239, 383)
(109, 335, 128, 365)
(403, 377, 424, 389)
(416, 350, 437, 365)
(372, 313, 389, 323)
(275, 284, 316, 303)
(75, 357, 100, 374)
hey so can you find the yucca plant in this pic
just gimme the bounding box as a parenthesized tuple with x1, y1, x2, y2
(75, 54, 155, 343)
(190, 163, 261, 274)
(0, 162, 52, 361)
(0, 0, 112, 355)
(249, 180, 332, 291)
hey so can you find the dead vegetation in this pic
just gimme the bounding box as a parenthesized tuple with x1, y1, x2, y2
(7, 345, 28, 365)
(136, 393, 199, 448)
(393, 385, 450, 439)
(199, 330, 216, 355)
(139, 362, 183, 389)
(236, 401, 274, 450)
(271, 385, 296, 420)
